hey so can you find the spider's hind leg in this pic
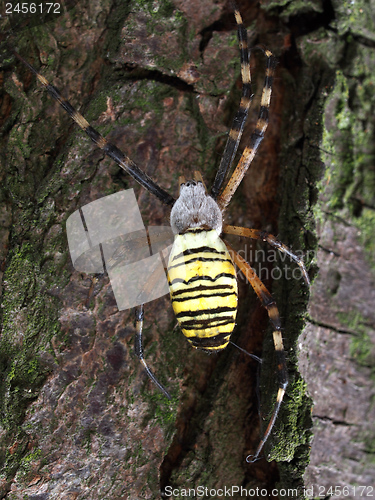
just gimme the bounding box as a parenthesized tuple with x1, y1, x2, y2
(223, 224, 310, 286)
(134, 305, 171, 400)
(224, 242, 288, 462)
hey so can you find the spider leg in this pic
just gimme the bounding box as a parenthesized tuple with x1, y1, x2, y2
(211, 5, 253, 199)
(217, 49, 277, 211)
(223, 224, 310, 285)
(134, 305, 171, 400)
(224, 241, 288, 463)
(12, 50, 175, 207)
(229, 341, 262, 364)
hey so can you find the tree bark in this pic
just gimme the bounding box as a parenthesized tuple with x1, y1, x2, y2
(0, 0, 374, 498)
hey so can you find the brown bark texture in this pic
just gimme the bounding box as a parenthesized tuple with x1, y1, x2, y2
(0, 0, 374, 499)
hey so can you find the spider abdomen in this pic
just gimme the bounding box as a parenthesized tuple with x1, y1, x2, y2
(167, 228, 238, 351)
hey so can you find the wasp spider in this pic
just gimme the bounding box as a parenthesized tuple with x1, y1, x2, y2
(13, 4, 310, 463)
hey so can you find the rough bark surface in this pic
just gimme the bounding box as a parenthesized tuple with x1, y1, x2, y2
(0, 0, 374, 499)
(298, 0, 375, 494)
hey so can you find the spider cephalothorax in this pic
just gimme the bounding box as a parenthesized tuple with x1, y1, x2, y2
(170, 179, 222, 234)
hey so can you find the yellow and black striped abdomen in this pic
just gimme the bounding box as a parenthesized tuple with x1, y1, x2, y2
(167, 228, 238, 351)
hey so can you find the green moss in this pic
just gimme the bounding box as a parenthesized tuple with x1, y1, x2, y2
(15, 448, 43, 479)
(299, 28, 345, 70)
(184, 92, 218, 178)
(138, 321, 180, 434)
(335, 310, 375, 371)
(143, 391, 179, 439)
(132, 0, 176, 19)
(332, 0, 375, 38)
(322, 73, 354, 210)
(267, 377, 311, 462)
(158, 314, 187, 381)
(82, 428, 95, 455)
(356, 208, 375, 271)
(320, 69, 375, 271)
(130, 81, 175, 117)
(0, 243, 60, 479)
(262, 0, 324, 17)
(86, 80, 178, 149)
(122, 0, 187, 72)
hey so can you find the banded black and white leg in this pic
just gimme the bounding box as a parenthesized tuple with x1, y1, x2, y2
(225, 242, 288, 462)
(215, 46, 276, 211)
(223, 224, 310, 286)
(211, 5, 253, 199)
(210, 3, 277, 209)
(11, 50, 175, 207)
(11, 50, 176, 398)
(134, 305, 171, 400)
